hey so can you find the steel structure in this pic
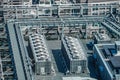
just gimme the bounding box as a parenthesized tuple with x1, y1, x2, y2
(0, 3, 119, 38)
(101, 13, 120, 37)
(0, 2, 119, 20)
(0, 1, 120, 80)
(6, 22, 33, 80)
(0, 24, 18, 80)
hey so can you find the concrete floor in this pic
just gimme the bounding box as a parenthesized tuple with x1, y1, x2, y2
(26, 38, 98, 80)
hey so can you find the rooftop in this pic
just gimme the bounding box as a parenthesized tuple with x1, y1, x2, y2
(115, 41, 120, 45)
(94, 42, 120, 78)
(110, 56, 120, 68)
(87, 0, 119, 3)
(62, 77, 97, 80)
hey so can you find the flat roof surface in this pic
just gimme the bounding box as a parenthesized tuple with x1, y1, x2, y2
(115, 41, 120, 45)
(110, 56, 120, 68)
(8, 22, 26, 80)
(88, 0, 119, 3)
(62, 77, 96, 80)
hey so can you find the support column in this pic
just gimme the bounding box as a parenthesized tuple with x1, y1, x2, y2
(36, 6, 39, 18)
(50, 8, 52, 16)
(110, 5, 112, 14)
(85, 23, 88, 39)
(58, 6, 61, 16)
(80, 6, 83, 16)
(15, 8, 17, 19)
(71, 9, 72, 16)
(61, 23, 65, 39)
